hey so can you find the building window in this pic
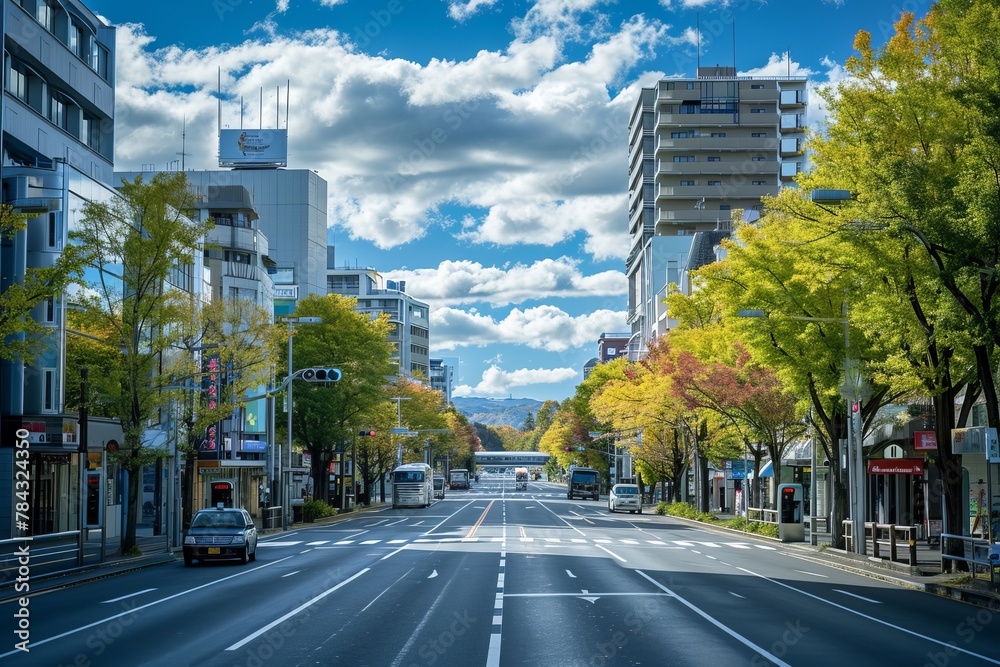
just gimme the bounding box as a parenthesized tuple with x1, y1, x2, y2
(752, 180, 768, 185)
(37, 0, 54, 31)
(707, 156, 721, 162)
(751, 156, 766, 161)
(710, 132, 726, 138)
(670, 131, 692, 138)
(686, 82, 695, 89)
(679, 180, 695, 186)
(708, 180, 722, 186)
(69, 24, 83, 57)
(47, 213, 59, 248)
(750, 84, 765, 89)
(672, 156, 695, 162)
(50, 95, 66, 129)
(41, 298, 56, 323)
(719, 204, 731, 210)
(750, 107, 767, 113)
(42, 368, 57, 413)
(752, 132, 767, 138)
(8, 62, 28, 102)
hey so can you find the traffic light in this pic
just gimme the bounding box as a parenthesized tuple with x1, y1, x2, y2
(358, 430, 376, 437)
(302, 367, 342, 382)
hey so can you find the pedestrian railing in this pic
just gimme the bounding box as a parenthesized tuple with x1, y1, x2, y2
(940, 533, 998, 585)
(747, 507, 779, 524)
(866, 522, 918, 565)
(0, 531, 102, 586)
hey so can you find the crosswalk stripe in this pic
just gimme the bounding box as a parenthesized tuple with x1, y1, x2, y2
(256, 536, 782, 550)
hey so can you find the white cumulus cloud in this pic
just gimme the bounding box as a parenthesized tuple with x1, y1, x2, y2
(453, 364, 579, 397)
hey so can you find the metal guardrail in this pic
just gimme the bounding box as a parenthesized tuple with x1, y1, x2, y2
(747, 507, 779, 524)
(867, 523, 918, 566)
(941, 533, 998, 585)
(0, 531, 103, 584)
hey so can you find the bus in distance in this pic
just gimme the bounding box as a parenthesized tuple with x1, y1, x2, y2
(392, 463, 434, 508)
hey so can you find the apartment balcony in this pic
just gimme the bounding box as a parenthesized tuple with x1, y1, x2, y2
(738, 87, 779, 102)
(653, 161, 779, 177)
(778, 89, 807, 108)
(224, 261, 258, 281)
(655, 136, 776, 153)
(656, 208, 759, 228)
(207, 225, 260, 253)
(656, 112, 739, 128)
(656, 184, 776, 202)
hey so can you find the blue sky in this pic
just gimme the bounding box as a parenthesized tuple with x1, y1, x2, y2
(85, 0, 932, 401)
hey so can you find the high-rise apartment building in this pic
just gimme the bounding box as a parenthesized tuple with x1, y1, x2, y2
(625, 66, 807, 358)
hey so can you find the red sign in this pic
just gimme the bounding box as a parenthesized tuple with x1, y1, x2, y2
(914, 430, 938, 451)
(868, 459, 925, 475)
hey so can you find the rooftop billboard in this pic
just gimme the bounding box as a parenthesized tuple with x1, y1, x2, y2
(219, 129, 287, 167)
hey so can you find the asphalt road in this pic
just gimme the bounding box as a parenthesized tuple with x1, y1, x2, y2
(3, 477, 999, 666)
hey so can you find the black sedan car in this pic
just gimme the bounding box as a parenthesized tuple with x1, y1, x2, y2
(183, 506, 258, 566)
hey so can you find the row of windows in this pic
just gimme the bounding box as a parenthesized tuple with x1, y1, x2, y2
(674, 155, 771, 162)
(671, 131, 732, 138)
(29, 0, 111, 80)
(7, 57, 106, 153)
(411, 344, 428, 357)
(677, 180, 771, 186)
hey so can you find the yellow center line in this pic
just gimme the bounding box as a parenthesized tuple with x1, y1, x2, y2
(465, 499, 495, 539)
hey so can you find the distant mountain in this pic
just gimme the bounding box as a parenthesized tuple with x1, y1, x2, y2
(452, 397, 544, 429)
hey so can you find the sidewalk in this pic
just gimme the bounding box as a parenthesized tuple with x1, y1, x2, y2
(709, 511, 1000, 610)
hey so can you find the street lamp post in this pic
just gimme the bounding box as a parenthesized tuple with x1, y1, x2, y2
(280, 316, 322, 530)
(390, 397, 411, 467)
(738, 307, 866, 553)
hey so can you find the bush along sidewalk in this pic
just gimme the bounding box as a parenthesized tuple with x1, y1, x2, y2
(654, 501, 779, 539)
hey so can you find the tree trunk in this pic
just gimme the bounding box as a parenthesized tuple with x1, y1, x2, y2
(122, 459, 141, 554)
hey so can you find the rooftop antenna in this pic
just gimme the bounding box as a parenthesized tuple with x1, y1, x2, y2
(217, 67, 221, 137)
(732, 16, 736, 73)
(177, 115, 190, 171)
(285, 80, 290, 130)
(696, 12, 701, 73)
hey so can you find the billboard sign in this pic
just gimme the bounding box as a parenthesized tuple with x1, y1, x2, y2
(219, 129, 288, 167)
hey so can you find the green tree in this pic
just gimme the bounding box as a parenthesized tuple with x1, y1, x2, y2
(71, 172, 212, 554)
(281, 294, 395, 504)
(772, 3, 1000, 550)
(0, 204, 84, 362)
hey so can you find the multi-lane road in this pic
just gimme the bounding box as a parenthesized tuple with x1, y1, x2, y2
(3, 477, 999, 666)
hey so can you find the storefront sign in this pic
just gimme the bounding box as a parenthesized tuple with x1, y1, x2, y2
(868, 459, 924, 475)
(240, 440, 268, 453)
(914, 430, 937, 451)
(952, 427, 986, 455)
